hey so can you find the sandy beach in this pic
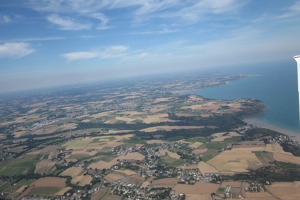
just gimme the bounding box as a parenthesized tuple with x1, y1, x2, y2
(244, 118, 300, 143)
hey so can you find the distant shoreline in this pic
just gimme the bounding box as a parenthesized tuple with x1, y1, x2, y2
(244, 118, 300, 143)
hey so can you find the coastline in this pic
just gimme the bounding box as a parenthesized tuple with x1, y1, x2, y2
(244, 118, 300, 143)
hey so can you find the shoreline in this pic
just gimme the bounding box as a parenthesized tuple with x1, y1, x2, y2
(244, 118, 300, 143)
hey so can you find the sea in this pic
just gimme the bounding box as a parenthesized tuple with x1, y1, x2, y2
(192, 60, 300, 133)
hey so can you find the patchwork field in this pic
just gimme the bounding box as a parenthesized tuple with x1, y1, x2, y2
(173, 182, 219, 195)
(60, 167, 83, 178)
(146, 139, 166, 144)
(151, 178, 178, 188)
(211, 132, 240, 142)
(273, 153, 300, 165)
(32, 123, 77, 135)
(265, 182, 300, 200)
(91, 188, 122, 200)
(104, 172, 125, 182)
(140, 126, 204, 132)
(71, 175, 93, 186)
(264, 143, 292, 154)
(88, 160, 119, 170)
(63, 135, 132, 151)
(18, 178, 65, 197)
(0, 155, 37, 176)
(117, 152, 145, 161)
(34, 159, 56, 174)
(159, 149, 180, 159)
(207, 148, 263, 173)
(198, 161, 219, 175)
(189, 142, 203, 149)
(115, 169, 137, 176)
(244, 192, 277, 200)
(31, 177, 67, 187)
(185, 194, 213, 200)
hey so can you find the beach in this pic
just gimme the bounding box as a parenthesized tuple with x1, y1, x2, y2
(244, 118, 300, 143)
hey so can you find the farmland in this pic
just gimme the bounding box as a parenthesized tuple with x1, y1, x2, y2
(207, 147, 263, 173)
(0, 72, 298, 199)
(0, 155, 37, 176)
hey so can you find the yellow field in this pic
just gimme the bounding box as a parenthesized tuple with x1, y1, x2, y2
(13, 130, 27, 137)
(63, 135, 128, 151)
(146, 140, 165, 144)
(198, 161, 219, 175)
(154, 98, 172, 103)
(189, 142, 203, 149)
(60, 167, 83, 178)
(90, 111, 115, 119)
(173, 182, 219, 195)
(117, 152, 145, 161)
(193, 149, 207, 155)
(211, 132, 240, 142)
(88, 160, 118, 170)
(152, 178, 178, 188)
(159, 150, 180, 159)
(115, 116, 139, 123)
(120, 111, 143, 115)
(264, 144, 292, 154)
(104, 173, 125, 182)
(32, 123, 77, 135)
(140, 126, 204, 132)
(207, 148, 263, 173)
(273, 153, 300, 165)
(244, 192, 277, 200)
(182, 102, 220, 111)
(55, 187, 72, 196)
(265, 182, 300, 200)
(72, 175, 93, 186)
(31, 177, 66, 187)
(185, 194, 212, 200)
(115, 169, 137, 175)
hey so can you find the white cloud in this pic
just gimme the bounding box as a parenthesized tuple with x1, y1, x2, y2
(278, 1, 300, 19)
(290, 1, 300, 12)
(29, 0, 244, 25)
(46, 14, 91, 30)
(62, 51, 98, 61)
(164, 0, 242, 23)
(0, 43, 35, 58)
(131, 28, 178, 35)
(90, 13, 110, 30)
(0, 14, 12, 24)
(1, 36, 65, 43)
(62, 45, 129, 61)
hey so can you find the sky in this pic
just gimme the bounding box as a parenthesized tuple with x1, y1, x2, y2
(0, 0, 300, 93)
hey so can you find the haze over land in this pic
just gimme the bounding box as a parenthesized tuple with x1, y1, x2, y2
(3, 1, 300, 200)
(1, 0, 300, 93)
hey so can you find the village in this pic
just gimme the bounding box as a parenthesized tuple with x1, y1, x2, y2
(0, 73, 300, 200)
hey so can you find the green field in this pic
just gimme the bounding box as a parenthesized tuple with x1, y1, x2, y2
(95, 152, 118, 162)
(160, 155, 185, 167)
(0, 178, 36, 193)
(0, 155, 37, 176)
(28, 187, 61, 196)
(201, 149, 220, 162)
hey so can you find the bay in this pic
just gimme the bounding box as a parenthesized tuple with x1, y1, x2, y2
(192, 60, 300, 133)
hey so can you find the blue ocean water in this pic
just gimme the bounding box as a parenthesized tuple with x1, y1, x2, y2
(192, 60, 300, 133)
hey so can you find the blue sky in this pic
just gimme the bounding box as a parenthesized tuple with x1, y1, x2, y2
(0, 0, 300, 93)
